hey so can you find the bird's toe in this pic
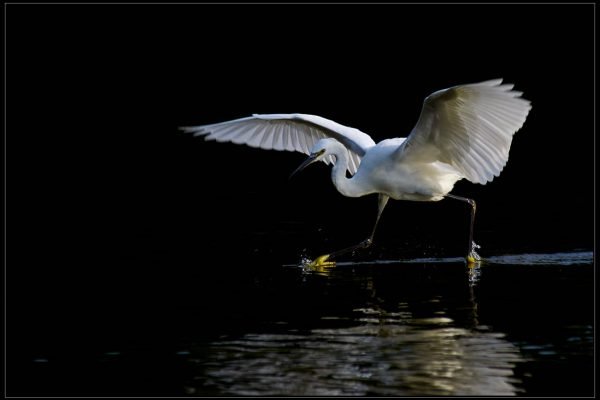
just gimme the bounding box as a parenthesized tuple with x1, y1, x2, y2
(466, 254, 479, 265)
(466, 241, 482, 265)
(308, 254, 336, 270)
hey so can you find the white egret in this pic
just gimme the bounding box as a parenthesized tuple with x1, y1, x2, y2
(182, 79, 531, 267)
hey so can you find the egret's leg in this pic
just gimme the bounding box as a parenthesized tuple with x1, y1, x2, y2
(309, 195, 389, 268)
(446, 194, 481, 263)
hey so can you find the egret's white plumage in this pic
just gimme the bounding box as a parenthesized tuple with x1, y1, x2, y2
(182, 79, 531, 264)
(181, 113, 374, 175)
(396, 79, 530, 184)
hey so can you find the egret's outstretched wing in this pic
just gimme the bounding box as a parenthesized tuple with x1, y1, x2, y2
(181, 113, 376, 175)
(396, 79, 532, 184)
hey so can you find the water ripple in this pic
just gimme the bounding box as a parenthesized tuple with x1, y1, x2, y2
(188, 310, 525, 396)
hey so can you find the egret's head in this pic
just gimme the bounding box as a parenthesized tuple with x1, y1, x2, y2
(289, 139, 332, 179)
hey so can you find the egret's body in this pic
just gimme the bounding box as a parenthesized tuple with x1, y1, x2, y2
(183, 79, 531, 266)
(326, 137, 461, 201)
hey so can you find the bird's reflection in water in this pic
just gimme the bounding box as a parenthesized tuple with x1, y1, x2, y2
(189, 315, 523, 396)
(187, 264, 524, 396)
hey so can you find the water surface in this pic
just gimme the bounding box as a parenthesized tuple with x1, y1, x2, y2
(10, 252, 593, 396)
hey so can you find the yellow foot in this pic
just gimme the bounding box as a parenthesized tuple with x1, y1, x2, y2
(466, 241, 482, 265)
(307, 254, 336, 271)
(466, 251, 482, 266)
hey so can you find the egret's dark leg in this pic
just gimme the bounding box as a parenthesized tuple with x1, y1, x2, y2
(310, 195, 389, 267)
(446, 194, 480, 262)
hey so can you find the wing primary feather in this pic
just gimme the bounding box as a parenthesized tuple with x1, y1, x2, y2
(396, 79, 531, 185)
(259, 123, 276, 149)
(271, 124, 285, 150)
(246, 125, 266, 148)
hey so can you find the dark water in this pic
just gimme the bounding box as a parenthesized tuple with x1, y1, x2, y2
(9, 251, 593, 397)
(7, 3, 594, 398)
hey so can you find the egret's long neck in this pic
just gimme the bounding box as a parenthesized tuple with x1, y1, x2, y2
(329, 144, 362, 198)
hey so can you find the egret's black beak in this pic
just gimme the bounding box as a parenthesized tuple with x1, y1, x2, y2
(289, 153, 319, 180)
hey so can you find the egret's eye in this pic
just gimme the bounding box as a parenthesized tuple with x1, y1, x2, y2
(309, 149, 326, 158)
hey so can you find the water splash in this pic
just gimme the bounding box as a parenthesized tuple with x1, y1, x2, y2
(467, 263, 482, 286)
(469, 241, 482, 262)
(297, 251, 320, 275)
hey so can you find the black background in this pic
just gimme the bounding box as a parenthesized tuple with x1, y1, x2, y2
(6, 3, 594, 396)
